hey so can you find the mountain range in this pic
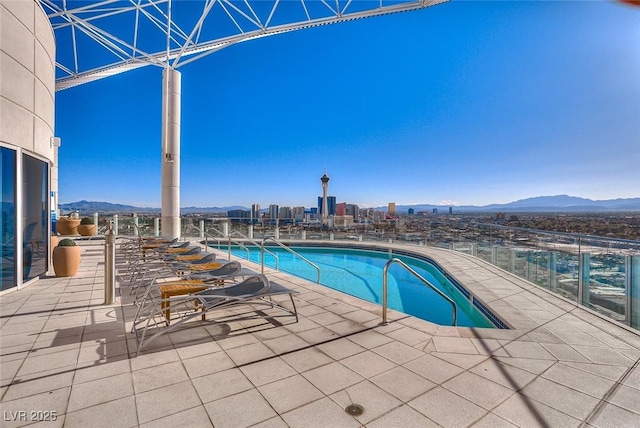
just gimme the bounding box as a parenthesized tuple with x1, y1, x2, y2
(59, 195, 640, 214)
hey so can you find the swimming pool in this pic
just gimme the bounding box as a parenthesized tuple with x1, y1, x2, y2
(223, 245, 496, 328)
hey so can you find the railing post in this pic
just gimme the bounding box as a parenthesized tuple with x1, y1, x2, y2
(223, 222, 229, 237)
(113, 214, 119, 236)
(301, 230, 306, 240)
(526, 251, 534, 282)
(93, 212, 99, 231)
(275, 227, 280, 240)
(133, 214, 139, 236)
(548, 251, 557, 292)
(248, 225, 254, 239)
(578, 252, 591, 306)
(491, 246, 498, 265)
(381, 262, 389, 325)
(104, 222, 116, 305)
(199, 219, 205, 238)
(154, 217, 160, 237)
(471, 243, 478, 257)
(626, 255, 640, 329)
(509, 248, 516, 273)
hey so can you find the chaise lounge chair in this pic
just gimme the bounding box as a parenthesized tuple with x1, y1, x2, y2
(131, 274, 298, 356)
(186, 260, 243, 283)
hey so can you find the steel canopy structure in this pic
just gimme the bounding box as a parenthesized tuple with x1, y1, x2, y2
(42, 0, 447, 237)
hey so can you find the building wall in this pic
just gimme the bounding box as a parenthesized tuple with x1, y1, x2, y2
(0, 0, 56, 291)
(1, 0, 56, 161)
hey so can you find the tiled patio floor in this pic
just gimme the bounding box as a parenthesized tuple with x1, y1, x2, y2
(1, 240, 640, 427)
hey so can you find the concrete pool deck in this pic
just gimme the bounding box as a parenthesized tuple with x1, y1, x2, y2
(1, 240, 640, 427)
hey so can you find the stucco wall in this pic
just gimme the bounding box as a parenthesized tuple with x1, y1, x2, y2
(0, 0, 56, 162)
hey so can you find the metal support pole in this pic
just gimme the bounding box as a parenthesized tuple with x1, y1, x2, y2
(491, 246, 498, 265)
(471, 243, 478, 257)
(223, 222, 229, 237)
(154, 218, 160, 237)
(199, 219, 205, 238)
(104, 222, 116, 305)
(249, 225, 254, 239)
(578, 252, 591, 306)
(626, 255, 640, 329)
(275, 227, 280, 240)
(301, 230, 306, 240)
(93, 212, 99, 231)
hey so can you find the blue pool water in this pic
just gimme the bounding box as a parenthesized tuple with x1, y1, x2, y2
(225, 246, 495, 328)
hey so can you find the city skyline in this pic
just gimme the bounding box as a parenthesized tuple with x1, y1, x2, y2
(55, 1, 640, 209)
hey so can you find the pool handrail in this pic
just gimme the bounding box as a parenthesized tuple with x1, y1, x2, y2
(192, 226, 251, 260)
(381, 258, 457, 326)
(228, 230, 280, 270)
(186, 224, 224, 252)
(261, 237, 321, 284)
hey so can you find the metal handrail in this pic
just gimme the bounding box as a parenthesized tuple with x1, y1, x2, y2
(381, 258, 457, 326)
(229, 230, 279, 270)
(261, 237, 321, 284)
(189, 225, 251, 260)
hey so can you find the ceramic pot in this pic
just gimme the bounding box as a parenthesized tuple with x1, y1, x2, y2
(53, 245, 81, 276)
(77, 224, 97, 236)
(57, 218, 81, 235)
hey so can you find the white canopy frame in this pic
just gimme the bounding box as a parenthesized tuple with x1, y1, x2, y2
(43, 0, 447, 237)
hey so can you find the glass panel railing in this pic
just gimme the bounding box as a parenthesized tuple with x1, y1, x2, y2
(92, 213, 639, 330)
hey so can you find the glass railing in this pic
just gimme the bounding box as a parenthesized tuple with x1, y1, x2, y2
(83, 213, 639, 330)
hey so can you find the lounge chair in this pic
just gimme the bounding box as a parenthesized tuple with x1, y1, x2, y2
(186, 260, 243, 284)
(161, 246, 201, 260)
(131, 274, 298, 356)
(168, 252, 216, 270)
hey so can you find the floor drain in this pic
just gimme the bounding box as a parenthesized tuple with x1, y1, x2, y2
(345, 404, 364, 416)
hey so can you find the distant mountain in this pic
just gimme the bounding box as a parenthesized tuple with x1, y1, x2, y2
(59, 200, 153, 214)
(59, 200, 246, 214)
(387, 195, 640, 213)
(60, 195, 640, 215)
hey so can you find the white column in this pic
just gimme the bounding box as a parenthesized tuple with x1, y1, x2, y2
(161, 67, 181, 238)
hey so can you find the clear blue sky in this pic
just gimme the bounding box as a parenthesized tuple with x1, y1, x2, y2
(55, 0, 640, 209)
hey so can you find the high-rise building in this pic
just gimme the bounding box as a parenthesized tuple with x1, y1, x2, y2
(408, 208, 415, 215)
(292, 206, 305, 222)
(327, 196, 336, 216)
(318, 195, 337, 217)
(346, 204, 359, 220)
(268, 204, 279, 224)
(251, 203, 261, 224)
(388, 202, 396, 217)
(278, 206, 292, 220)
(336, 202, 346, 216)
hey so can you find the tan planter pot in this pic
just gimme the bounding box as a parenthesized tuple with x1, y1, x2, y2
(53, 245, 81, 277)
(77, 224, 97, 236)
(57, 218, 81, 235)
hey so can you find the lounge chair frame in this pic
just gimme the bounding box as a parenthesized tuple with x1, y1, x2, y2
(131, 274, 298, 356)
